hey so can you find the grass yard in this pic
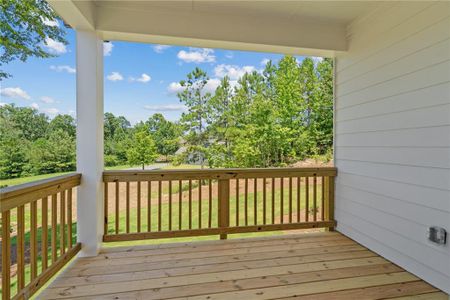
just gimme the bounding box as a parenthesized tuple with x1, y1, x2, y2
(104, 178, 324, 247)
(0, 164, 201, 187)
(0, 172, 72, 187)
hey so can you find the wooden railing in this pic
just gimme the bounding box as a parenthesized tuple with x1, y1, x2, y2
(103, 167, 336, 242)
(0, 174, 81, 300)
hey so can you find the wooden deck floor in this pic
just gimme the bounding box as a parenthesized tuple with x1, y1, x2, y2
(38, 232, 447, 299)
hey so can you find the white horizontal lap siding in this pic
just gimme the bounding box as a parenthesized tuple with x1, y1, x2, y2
(335, 1, 450, 294)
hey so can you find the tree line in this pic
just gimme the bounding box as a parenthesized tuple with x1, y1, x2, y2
(177, 56, 333, 168)
(0, 56, 333, 179)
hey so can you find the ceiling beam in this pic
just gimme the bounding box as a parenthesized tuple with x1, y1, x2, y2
(96, 5, 347, 56)
(50, 1, 349, 56)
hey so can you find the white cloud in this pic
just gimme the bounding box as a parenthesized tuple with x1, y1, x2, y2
(0, 87, 31, 100)
(204, 78, 221, 93)
(30, 103, 40, 110)
(260, 58, 270, 66)
(144, 104, 186, 112)
(42, 18, 59, 27)
(130, 73, 151, 83)
(167, 78, 221, 95)
(106, 72, 124, 81)
(153, 45, 171, 53)
(225, 51, 234, 59)
(0, 103, 6, 107)
(214, 64, 256, 80)
(312, 56, 324, 64)
(44, 37, 67, 54)
(177, 48, 215, 63)
(42, 108, 59, 115)
(167, 82, 184, 94)
(103, 42, 113, 56)
(40, 96, 57, 104)
(50, 65, 76, 74)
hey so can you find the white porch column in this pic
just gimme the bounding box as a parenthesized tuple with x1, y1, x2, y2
(76, 30, 104, 257)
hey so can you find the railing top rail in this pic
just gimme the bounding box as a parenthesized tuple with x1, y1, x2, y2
(103, 167, 337, 182)
(0, 173, 81, 212)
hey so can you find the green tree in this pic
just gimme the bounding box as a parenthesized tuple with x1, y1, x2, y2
(178, 67, 212, 168)
(0, 104, 48, 141)
(146, 113, 180, 161)
(49, 114, 76, 137)
(298, 57, 319, 156)
(0, 127, 29, 178)
(205, 76, 234, 167)
(311, 58, 333, 154)
(126, 129, 158, 170)
(104, 112, 131, 166)
(28, 129, 75, 174)
(1, 0, 67, 79)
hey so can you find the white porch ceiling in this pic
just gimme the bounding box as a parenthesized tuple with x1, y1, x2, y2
(48, 0, 382, 56)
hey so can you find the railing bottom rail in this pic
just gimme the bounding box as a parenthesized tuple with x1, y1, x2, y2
(103, 221, 336, 242)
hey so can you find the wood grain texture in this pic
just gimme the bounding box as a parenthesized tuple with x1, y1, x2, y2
(39, 232, 445, 299)
(0, 173, 81, 212)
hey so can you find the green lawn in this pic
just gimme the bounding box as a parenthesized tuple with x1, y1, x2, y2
(0, 164, 201, 187)
(1, 172, 72, 187)
(104, 180, 323, 247)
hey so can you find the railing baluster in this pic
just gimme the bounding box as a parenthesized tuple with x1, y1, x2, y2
(104, 183, 108, 235)
(51, 194, 57, 262)
(147, 181, 151, 232)
(126, 181, 130, 233)
(67, 189, 72, 249)
(59, 191, 65, 255)
(289, 177, 293, 223)
(208, 179, 212, 228)
(31, 199, 38, 278)
(169, 180, 172, 230)
(236, 179, 239, 226)
(297, 177, 301, 223)
(321, 176, 325, 221)
(1, 210, 11, 300)
(17, 205, 25, 290)
(137, 181, 141, 232)
(115, 181, 119, 234)
(305, 177, 309, 222)
(313, 175, 317, 222)
(244, 178, 248, 226)
(179, 180, 182, 230)
(41, 197, 48, 270)
(158, 180, 162, 231)
(271, 177, 275, 224)
(280, 177, 284, 224)
(263, 178, 267, 225)
(188, 179, 192, 230)
(198, 179, 202, 229)
(254, 178, 258, 225)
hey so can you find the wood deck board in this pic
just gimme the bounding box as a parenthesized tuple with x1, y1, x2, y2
(38, 232, 446, 300)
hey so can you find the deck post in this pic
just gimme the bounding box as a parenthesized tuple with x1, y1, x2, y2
(76, 30, 104, 257)
(218, 179, 230, 240)
(324, 176, 335, 231)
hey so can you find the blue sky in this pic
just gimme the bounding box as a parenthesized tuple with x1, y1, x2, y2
(1, 26, 306, 124)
